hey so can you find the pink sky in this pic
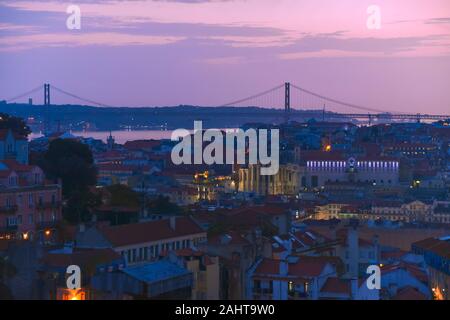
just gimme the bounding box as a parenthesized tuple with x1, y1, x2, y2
(0, 0, 449, 113)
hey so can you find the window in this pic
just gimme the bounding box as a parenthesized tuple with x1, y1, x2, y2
(28, 214, 33, 224)
(7, 216, 17, 226)
(17, 194, 23, 205)
(288, 281, 295, 295)
(6, 197, 12, 208)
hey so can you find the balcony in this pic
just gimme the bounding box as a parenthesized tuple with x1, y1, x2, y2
(36, 201, 62, 209)
(36, 221, 58, 230)
(0, 205, 18, 215)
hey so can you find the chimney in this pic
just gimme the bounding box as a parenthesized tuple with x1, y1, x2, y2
(170, 216, 176, 230)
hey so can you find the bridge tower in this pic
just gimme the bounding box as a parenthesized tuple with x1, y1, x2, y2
(44, 83, 51, 105)
(284, 82, 290, 122)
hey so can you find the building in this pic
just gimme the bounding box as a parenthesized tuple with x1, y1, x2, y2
(40, 246, 125, 300)
(246, 256, 377, 300)
(247, 256, 336, 300)
(412, 236, 450, 300)
(237, 151, 400, 195)
(332, 227, 380, 278)
(380, 262, 430, 300)
(167, 248, 220, 300)
(75, 216, 207, 265)
(206, 230, 266, 300)
(238, 164, 302, 196)
(319, 277, 379, 300)
(302, 152, 400, 189)
(120, 260, 193, 299)
(0, 160, 62, 241)
(0, 129, 29, 164)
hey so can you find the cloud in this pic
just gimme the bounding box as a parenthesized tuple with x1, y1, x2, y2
(0, 32, 185, 51)
(1, 0, 449, 59)
(425, 17, 450, 24)
(203, 56, 245, 65)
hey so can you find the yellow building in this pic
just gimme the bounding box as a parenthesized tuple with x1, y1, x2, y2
(170, 248, 220, 300)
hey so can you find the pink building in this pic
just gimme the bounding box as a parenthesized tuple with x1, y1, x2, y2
(0, 159, 62, 241)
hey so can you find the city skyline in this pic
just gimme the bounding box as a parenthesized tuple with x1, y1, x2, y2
(1, 0, 450, 113)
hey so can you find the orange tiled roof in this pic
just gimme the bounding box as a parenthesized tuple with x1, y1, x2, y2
(100, 216, 205, 247)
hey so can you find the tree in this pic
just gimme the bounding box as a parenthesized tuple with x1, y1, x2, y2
(147, 195, 183, 215)
(41, 139, 97, 197)
(65, 188, 101, 224)
(106, 184, 140, 208)
(40, 139, 98, 223)
(0, 112, 31, 137)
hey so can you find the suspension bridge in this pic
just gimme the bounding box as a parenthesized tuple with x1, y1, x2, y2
(3, 83, 449, 123)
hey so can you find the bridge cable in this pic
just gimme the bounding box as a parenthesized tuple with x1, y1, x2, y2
(5, 84, 43, 103)
(218, 84, 285, 107)
(51, 85, 115, 108)
(291, 83, 406, 114)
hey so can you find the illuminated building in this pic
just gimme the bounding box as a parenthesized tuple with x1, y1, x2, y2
(238, 164, 302, 196)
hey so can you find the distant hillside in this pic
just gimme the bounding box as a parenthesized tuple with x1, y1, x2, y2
(0, 102, 337, 131)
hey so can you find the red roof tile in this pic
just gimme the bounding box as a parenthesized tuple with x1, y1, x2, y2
(320, 277, 351, 295)
(42, 248, 122, 268)
(100, 217, 205, 247)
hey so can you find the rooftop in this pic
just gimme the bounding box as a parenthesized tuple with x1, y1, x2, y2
(122, 260, 190, 283)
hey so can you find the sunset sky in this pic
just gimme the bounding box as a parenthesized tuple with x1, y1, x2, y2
(1, 0, 450, 113)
